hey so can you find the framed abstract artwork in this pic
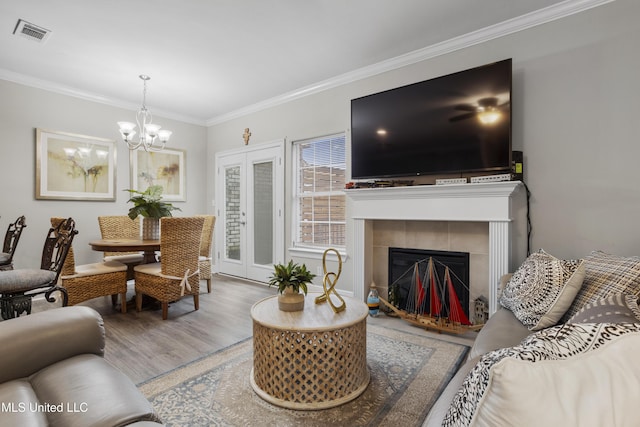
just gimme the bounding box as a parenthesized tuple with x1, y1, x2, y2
(35, 129, 117, 201)
(130, 147, 186, 201)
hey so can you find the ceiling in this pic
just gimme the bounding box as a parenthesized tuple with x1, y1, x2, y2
(0, 1, 601, 126)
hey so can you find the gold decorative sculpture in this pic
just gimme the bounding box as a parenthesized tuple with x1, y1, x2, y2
(315, 248, 346, 313)
(243, 128, 251, 145)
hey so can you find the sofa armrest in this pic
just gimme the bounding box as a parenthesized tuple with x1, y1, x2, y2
(423, 356, 482, 427)
(0, 306, 105, 383)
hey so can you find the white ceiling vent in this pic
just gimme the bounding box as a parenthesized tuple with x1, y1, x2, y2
(13, 19, 51, 43)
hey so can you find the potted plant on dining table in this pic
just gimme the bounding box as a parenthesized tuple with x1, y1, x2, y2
(125, 185, 180, 239)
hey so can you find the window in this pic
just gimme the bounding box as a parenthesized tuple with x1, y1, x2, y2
(293, 133, 346, 249)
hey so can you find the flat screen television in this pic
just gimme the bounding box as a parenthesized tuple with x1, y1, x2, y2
(350, 59, 512, 180)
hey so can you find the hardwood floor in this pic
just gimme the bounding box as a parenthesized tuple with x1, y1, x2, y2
(49, 273, 476, 385)
(80, 274, 273, 384)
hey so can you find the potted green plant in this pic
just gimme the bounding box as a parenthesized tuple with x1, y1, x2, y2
(124, 185, 181, 239)
(268, 260, 316, 312)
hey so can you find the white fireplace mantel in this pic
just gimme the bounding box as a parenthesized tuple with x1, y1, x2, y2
(346, 181, 526, 315)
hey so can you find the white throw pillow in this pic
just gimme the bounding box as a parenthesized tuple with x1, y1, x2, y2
(443, 323, 640, 427)
(473, 332, 640, 427)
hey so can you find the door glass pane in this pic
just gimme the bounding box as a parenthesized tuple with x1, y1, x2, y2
(225, 166, 241, 261)
(253, 161, 273, 265)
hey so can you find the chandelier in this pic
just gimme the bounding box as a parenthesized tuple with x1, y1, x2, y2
(117, 75, 171, 151)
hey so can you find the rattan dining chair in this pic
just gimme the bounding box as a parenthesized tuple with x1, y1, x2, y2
(53, 217, 129, 313)
(0, 217, 77, 319)
(98, 215, 145, 277)
(196, 215, 216, 293)
(133, 216, 204, 320)
(0, 215, 27, 271)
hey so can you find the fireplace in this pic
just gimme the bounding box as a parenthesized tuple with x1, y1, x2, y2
(346, 181, 527, 316)
(388, 248, 470, 319)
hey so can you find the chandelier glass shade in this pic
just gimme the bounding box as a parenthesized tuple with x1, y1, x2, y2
(118, 75, 171, 151)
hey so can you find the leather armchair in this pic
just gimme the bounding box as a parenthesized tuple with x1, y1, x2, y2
(0, 306, 163, 426)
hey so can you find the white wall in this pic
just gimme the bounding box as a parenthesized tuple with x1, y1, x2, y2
(207, 0, 640, 292)
(0, 80, 207, 268)
(3, 1, 635, 286)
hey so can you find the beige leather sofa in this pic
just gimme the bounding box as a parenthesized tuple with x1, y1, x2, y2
(0, 306, 162, 426)
(425, 250, 640, 426)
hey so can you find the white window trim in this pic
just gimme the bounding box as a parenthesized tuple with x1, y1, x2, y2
(289, 245, 348, 262)
(291, 132, 346, 252)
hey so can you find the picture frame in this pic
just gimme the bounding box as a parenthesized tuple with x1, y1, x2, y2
(130, 147, 186, 201)
(36, 129, 117, 201)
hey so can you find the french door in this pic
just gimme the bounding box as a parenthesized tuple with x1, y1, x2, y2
(215, 141, 284, 282)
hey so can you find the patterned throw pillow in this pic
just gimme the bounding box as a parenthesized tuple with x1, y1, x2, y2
(499, 250, 585, 330)
(567, 293, 640, 323)
(560, 251, 640, 322)
(443, 323, 640, 427)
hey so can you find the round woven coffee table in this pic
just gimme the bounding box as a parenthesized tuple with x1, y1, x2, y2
(250, 292, 369, 410)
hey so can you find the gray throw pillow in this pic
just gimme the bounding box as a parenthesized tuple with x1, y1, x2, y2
(561, 251, 640, 322)
(567, 293, 640, 323)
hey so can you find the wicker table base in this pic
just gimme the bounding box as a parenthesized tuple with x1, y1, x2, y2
(250, 293, 369, 410)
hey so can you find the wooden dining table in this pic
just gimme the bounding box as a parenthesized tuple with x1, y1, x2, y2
(89, 238, 161, 310)
(89, 238, 160, 264)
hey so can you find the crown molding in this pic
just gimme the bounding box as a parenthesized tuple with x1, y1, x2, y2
(0, 68, 207, 126)
(206, 0, 614, 126)
(0, 0, 614, 128)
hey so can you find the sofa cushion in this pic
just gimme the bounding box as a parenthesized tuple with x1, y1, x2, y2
(467, 307, 530, 360)
(29, 354, 160, 427)
(568, 293, 640, 323)
(443, 322, 640, 427)
(499, 250, 585, 330)
(561, 251, 640, 322)
(0, 380, 48, 426)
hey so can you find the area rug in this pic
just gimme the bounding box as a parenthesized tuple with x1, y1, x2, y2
(138, 324, 469, 426)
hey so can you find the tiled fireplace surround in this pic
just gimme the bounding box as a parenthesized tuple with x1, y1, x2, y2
(346, 181, 526, 316)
